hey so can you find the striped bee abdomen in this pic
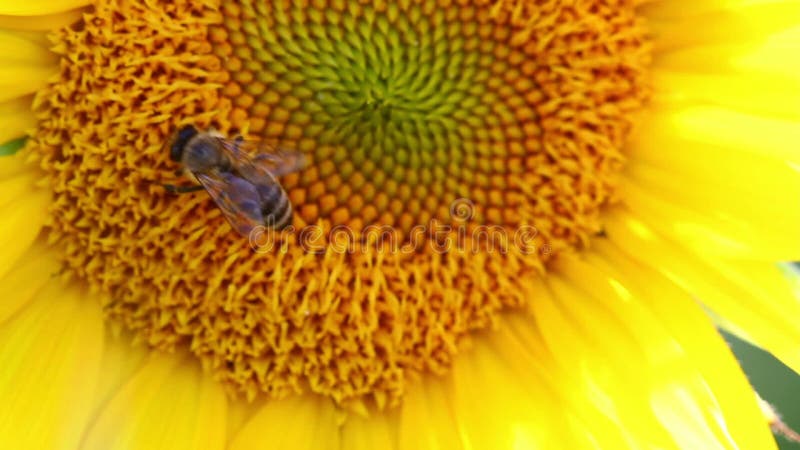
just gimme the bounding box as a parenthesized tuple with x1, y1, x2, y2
(257, 182, 292, 230)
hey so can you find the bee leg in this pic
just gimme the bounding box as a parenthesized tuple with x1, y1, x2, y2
(163, 183, 205, 194)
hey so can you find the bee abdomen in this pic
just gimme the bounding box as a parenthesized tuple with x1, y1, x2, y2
(270, 201, 293, 230)
(258, 183, 292, 230)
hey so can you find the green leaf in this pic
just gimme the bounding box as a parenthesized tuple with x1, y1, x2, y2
(0, 137, 26, 156)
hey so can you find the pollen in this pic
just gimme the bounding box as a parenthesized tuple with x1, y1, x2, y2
(26, 0, 650, 409)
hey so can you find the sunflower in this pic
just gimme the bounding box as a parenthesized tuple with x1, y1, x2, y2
(2, 0, 800, 448)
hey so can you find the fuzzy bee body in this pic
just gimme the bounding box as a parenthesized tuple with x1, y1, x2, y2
(166, 125, 306, 236)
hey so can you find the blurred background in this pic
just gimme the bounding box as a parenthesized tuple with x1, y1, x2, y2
(727, 331, 800, 449)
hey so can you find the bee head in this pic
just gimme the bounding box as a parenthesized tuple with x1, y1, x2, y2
(170, 125, 198, 162)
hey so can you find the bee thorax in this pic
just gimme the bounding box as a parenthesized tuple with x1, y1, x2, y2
(183, 137, 224, 172)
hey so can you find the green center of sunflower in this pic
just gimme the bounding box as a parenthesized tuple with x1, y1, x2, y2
(27, 0, 650, 410)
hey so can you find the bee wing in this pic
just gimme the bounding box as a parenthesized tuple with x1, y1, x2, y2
(217, 138, 307, 179)
(195, 171, 265, 237)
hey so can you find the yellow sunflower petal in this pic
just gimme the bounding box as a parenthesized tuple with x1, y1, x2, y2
(528, 274, 685, 448)
(0, 190, 51, 279)
(619, 166, 800, 261)
(651, 70, 800, 118)
(80, 353, 227, 450)
(0, 66, 54, 103)
(87, 329, 149, 424)
(605, 208, 800, 378)
(493, 314, 640, 449)
(0, 239, 59, 323)
(0, 29, 56, 64)
(546, 255, 777, 449)
(698, 260, 800, 366)
(625, 143, 800, 226)
(230, 395, 340, 450)
(0, 96, 35, 144)
(6, 28, 52, 48)
(640, 0, 786, 19)
(0, 279, 104, 450)
(0, 151, 30, 179)
(224, 398, 267, 447)
(0, 8, 83, 30)
(448, 332, 573, 449)
(0, 30, 56, 103)
(341, 409, 397, 450)
(620, 108, 800, 260)
(654, 26, 800, 80)
(582, 243, 778, 448)
(736, 25, 800, 79)
(397, 375, 464, 450)
(0, 166, 37, 208)
(0, 0, 89, 16)
(647, 1, 800, 51)
(397, 309, 634, 450)
(636, 106, 800, 165)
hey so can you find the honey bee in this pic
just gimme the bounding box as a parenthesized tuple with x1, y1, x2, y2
(164, 125, 307, 237)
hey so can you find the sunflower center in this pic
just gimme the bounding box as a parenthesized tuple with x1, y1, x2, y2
(27, 0, 649, 409)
